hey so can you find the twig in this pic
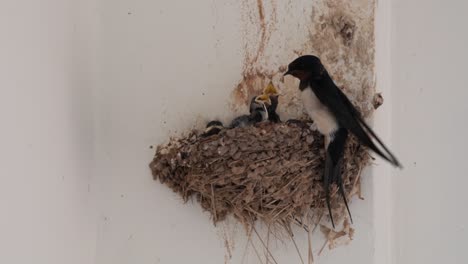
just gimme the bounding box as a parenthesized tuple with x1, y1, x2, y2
(253, 226, 279, 264)
(312, 213, 323, 233)
(211, 184, 217, 223)
(286, 225, 305, 264)
(250, 236, 265, 264)
(294, 218, 310, 232)
(307, 225, 314, 264)
(318, 228, 329, 256)
(265, 224, 271, 264)
(271, 206, 290, 221)
(300, 211, 314, 264)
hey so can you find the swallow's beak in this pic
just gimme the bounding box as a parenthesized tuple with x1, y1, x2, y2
(283, 70, 291, 76)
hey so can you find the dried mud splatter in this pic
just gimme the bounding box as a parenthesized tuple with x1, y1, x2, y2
(232, 0, 377, 119)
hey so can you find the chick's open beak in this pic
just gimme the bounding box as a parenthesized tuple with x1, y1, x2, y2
(263, 82, 279, 96)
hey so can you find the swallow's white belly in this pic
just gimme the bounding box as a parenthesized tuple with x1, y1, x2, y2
(301, 87, 338, 135)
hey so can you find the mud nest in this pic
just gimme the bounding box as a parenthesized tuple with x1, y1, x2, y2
(150, 120, 371, 230)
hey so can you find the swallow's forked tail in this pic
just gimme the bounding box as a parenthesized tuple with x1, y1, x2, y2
(323, 128, 352, 229)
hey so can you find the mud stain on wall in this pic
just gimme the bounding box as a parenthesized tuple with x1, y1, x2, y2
(232, 0, 376, 120)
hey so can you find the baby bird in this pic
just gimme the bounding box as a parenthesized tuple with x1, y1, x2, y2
(201, 120, 225, 137)
(261, 82, 281, 123)
(230, 94, 271, 128)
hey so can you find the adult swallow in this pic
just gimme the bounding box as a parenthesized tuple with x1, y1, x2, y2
(261, 82, 281, 123)
(230, 94, 271, 128)
(201, 120, 224, 137)
(284, 55, 401, 228)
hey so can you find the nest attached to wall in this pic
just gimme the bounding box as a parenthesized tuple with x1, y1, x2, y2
(149, 120, 371, 231)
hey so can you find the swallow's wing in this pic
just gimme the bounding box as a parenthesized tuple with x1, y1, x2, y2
(312, 77, 401, 167)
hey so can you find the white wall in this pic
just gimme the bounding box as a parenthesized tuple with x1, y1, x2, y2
(391, 1, 468, 263)
(0, 1, 98, 264)
(7, 1, 466, 264)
